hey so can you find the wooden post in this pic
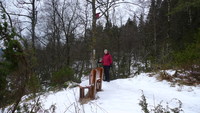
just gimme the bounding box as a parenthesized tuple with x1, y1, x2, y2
(91, 0, 97, 69)
(91, 49, 97, 69)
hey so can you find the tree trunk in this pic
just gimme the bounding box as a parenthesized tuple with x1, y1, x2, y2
(91, 0, 97, 69)
(32, 0, 36, 50)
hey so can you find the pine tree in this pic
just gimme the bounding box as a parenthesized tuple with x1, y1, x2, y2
(0, 12, 25, 108)
(0, 7, 39, 111)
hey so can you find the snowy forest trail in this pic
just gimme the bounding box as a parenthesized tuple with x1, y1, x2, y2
(37, 73, 200, 113)
(2, 73, 200, 113)
(96, 74, 200, 113)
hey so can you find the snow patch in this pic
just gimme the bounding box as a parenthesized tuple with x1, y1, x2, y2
(1, 73, 200, 113)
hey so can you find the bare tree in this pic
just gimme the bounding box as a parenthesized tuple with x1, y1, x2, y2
(85, 0, 119, 68)
(10, 0, 40, 49)
(53, 0, 81, 66)
(84, 0, 147, 69)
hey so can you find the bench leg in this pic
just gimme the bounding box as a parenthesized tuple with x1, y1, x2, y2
(90, 85, 96, 99)
(96, 82, 99, 91)
(80, 87, 85, 99)
(96, 80, 102, 91)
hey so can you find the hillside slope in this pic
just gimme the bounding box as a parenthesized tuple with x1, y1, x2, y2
(2, 72, 200, 113)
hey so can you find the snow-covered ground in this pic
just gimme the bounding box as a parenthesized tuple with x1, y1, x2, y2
(5, 72, 199, 113)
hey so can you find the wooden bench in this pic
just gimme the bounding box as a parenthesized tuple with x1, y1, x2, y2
(79, 67, 104, 100)
(79, 69, 97, 100)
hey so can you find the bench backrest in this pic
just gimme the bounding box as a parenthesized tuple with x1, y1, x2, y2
(89, 69, 97, 99)
(95, 67, 103, 80)
(89, 69, 97, 85)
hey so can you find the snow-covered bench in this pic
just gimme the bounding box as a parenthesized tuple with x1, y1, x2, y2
(79, 67, 104, 100)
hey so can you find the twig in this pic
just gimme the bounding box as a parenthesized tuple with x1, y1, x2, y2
(0, 1, 13, 27)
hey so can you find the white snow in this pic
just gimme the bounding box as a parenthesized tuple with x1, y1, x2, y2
(164, 70, 176, 76)
(10, 72, 199, 113)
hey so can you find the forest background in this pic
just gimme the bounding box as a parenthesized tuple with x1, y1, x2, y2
(0, 0, 200, 111)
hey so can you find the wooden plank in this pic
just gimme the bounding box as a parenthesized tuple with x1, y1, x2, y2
(90, 69, 97, 99)
(96, 67, 103, 91)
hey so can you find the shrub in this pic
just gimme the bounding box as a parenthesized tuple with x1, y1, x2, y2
(51, 66, 75, 86)
(139, 91, 150, 113)
(139, 92, 183, 113)
(156, 71, 173, 82)
(27, 74, 41, 95)
(173, 29, 200, 69)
